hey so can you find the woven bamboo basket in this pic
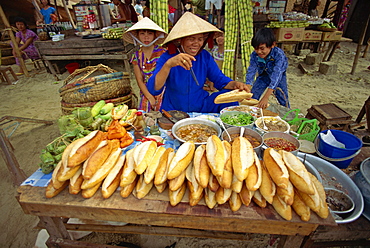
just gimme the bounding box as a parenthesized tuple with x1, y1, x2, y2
(61, 92, 138, 115)
(59, 64, 132, 104)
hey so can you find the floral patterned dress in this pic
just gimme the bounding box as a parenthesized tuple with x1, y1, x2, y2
(130, 45, 166, 112)
(13, 29, 40, 65)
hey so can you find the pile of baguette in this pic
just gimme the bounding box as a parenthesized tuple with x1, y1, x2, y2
(46, 132, 329, 222)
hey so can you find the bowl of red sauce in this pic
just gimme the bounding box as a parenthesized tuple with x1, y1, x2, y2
(262, 131, 300, 155)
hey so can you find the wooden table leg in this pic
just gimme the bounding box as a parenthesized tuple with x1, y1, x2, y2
(327, 41, 340, 61)
(277, 234, 306, 248)
(0, 129, 27, 186)
(45, 60, 60, 81)
(39, 216, 71, 240)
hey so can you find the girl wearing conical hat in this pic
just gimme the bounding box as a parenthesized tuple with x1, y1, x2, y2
(123, 17, 167, 112)
(146, 12, 250, 113)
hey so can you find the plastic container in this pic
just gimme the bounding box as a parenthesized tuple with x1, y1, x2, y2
(65, 62, 80, 74)
(315, 130, 362, 169)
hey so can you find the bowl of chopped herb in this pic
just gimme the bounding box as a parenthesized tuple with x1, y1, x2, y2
(219, 111, 256, 129)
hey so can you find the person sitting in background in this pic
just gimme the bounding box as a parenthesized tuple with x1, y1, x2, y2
(123, 17, 167, 112)
(308, 0, 320, 17)
(147, 12, 249, 113)
(245, 28, 289, 109)
(36, 0, 57, 25)
(142, 0, 151, 18)
(11, 17, 40, 75)
(111, 0, 138, 24)
(188, 0, 207, 20)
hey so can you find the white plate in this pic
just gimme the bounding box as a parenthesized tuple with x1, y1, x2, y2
(220, 106, 260, 117)
(297, 152, 364, 224)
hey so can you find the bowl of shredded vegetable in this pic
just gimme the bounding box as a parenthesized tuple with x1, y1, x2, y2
(220, 111, 256, 129)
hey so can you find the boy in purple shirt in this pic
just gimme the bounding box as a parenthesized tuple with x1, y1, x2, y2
(245, 28, 289, 109)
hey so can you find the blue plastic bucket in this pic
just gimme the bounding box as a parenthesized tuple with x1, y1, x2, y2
(316, 130, 362, 169)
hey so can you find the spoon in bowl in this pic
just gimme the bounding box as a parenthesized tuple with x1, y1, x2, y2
(260, 108, 268, 130)
(240, 127, 245, 138)
(217, 118, 231, 142)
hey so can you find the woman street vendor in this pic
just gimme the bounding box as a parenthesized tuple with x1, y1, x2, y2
(146, 12, 249, 113)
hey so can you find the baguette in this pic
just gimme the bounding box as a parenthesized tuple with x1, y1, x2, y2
(154, 148, 174, 185)
(193, 145, 210, 189)
(69, 167, 83, 195)
(133, 141, 157, 175)
(280, 150, 314, 195)
(68, 130, 104, 167)
(259, 161, 276, 204)
(297, 181, 321, 213)
(169, 182, 186, 207)
(82, 140, 114, 180)
(217, 141, 232, 189)
(120, 148, 137, 187)
(102, 153, 126, 198)
(155, 181, 167, 193)
(206, 135, 225, 177)
(229, 191, 242, 212)
(120, 176, 138, 198)
(215, 187, 232, 205)
(292, 188, 311, 221)
(208, 173, 220, 192)
(144, 146, 166, 184)
(276, 180, 294, 206)
(309, 173, 329, 219)
(51, 161, 65, 189)
(232, 136, 254, 181)
(168, 141, 195, 180)
(272, 194, 292, 221)
(82, 181, 102, 198)
(57, 163, 81, 182)
(245, 152, 262, 191)
(239, 183, 255, 206)
(135, 174, 153, 199)
(45, 179, 68, 198)
(252, 189, 267, 208)
(81, 147, 122, 189)
(263, 148, 289, 189)
(240, 98, 260, 106)
(169, 169, 186, 191)
(231, 174, 243, 193)
(214, 90, 253, 104)
(204, 187, 217, 209)
(186, 163, 203, 206)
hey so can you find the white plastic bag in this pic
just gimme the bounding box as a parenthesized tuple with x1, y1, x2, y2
(320, 130, 346, 148)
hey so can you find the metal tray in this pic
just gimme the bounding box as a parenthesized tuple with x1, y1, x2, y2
(298, 152, 364, 224)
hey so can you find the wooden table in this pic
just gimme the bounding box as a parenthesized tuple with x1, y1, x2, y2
(17, 185, 336, 247)
(35, 36, 137, 80)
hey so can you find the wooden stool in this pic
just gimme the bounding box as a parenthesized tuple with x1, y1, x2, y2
(32, 59, 46, 70)
(306, 103, 353, 130)
(0, 66, 18, 85)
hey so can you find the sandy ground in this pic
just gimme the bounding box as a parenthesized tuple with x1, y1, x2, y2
(0, 41, 369, 248)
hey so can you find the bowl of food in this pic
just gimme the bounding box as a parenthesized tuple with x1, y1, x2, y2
(262, 131, 300, 154)
(325, 188, 355, 215)
(255, 116, 290, 134)
(172, 118, 221, 145)
(220, 111, 256, 129)
(221, 127, 263, 156)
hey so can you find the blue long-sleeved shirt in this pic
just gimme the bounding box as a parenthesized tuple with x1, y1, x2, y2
(245, 46, 288, 90)
(147, 49, 233, 112)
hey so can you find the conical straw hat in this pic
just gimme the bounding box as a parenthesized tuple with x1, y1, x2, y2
(163, 12, 222, 45)
(123, 17, 168, 45)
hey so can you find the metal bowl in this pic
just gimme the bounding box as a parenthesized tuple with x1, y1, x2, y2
(325, 188, 355, 215)
(262, 131, 300, 155)
(172, 118, 221, 146)
(219, 111, 256, 129)
(221, 127, 263, 157)
(297, 152, 364, 224)
(255, 116, 290, 134)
